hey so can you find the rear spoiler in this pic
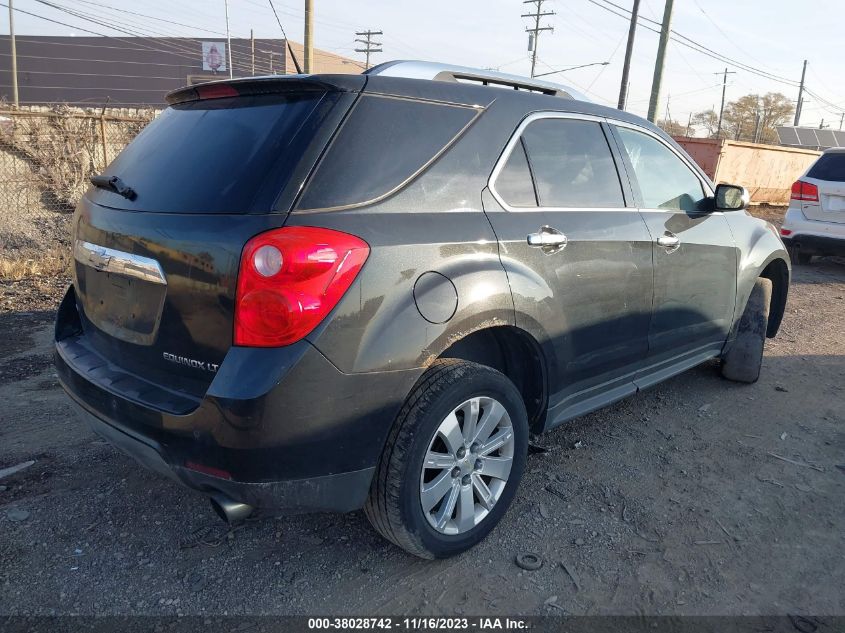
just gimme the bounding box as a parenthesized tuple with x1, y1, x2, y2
(165, 74, 367, 105)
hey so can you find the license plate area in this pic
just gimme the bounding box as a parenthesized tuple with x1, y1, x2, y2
(73, 241, 167, 346)
(825, 195, 845, 212)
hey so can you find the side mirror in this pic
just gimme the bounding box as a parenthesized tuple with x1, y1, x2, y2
(714, 183, 750, 211)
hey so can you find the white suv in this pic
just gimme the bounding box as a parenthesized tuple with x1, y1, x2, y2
(781, 147, 845, 264)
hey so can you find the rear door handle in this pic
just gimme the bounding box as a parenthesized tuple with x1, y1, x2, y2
(527, 227, 568, 249)
(656, 234, 680, 249)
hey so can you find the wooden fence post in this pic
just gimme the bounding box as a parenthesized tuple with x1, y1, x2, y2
(99, 104, 108, 170)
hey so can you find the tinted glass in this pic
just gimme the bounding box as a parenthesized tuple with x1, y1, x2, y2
(616, 127, 706, 212)
(496, 138, 538, 207)
(520, 118, 624, 208)
(95, 93, 331, 213)
(297, 95, 477, 210)
(807, 153, 845, 181)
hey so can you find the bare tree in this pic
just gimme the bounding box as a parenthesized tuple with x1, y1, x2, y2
(722, 93, 794, 144)
(656, 118, 688, 137)
(691, 109, 720, 138)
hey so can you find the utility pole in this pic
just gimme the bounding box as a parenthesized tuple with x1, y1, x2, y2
(304, 0, 314, 73)
(250, 29, 255, 75)
(617, 0, 640, 110)
(354, 30, 383, 69)
(715, 67, 736, 138)
(794, 59, 807, 126)
(839, 112, 844, 131)
(647, 0, 674, 123)
(522, 0, 554, 78)
(224, 0, 233, 79)
(753, 101, 762, 143)
(8, 0, 18, 107)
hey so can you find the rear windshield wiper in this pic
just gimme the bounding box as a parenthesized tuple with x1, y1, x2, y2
(90, 174, 137, 201)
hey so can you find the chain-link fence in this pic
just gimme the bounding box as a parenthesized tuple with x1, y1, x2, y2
(0, 106, 156, 217)
(0, 106, 156, 285)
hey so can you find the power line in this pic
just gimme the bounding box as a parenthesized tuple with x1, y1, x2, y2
(583, 0, 800, 87)
(30, 0, 254, 72)
(62, 0, 228, 37)
(4, 0, 357, 78)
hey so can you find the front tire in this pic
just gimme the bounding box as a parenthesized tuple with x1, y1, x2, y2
(364, 359, 528, 559)
(721, 278, 772, 383)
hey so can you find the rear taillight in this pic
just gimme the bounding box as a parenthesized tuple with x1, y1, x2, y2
(196, 83, 240, 100)
(780, 228, 793, 236)
(234, 226, 369, 347)
(790, 180, 819, 202)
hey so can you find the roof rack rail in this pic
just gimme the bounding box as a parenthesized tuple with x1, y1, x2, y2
(364, 60, 589, 102)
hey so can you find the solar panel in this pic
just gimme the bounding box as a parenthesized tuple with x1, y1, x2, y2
(816, 129, 838, 147)
(797, 127, 821, 146)
(776, 126, 801, 145)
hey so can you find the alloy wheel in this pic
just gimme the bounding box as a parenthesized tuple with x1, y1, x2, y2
(419, 396, 515, 535)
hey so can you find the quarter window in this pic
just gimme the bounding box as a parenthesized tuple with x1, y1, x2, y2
(495, 138, 537, 207)
(616, 126, 706, 212)
(297, 95, 478, 210)
(494, 117, 625, 209)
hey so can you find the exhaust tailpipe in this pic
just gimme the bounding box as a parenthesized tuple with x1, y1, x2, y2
(209, 494, 254, 524)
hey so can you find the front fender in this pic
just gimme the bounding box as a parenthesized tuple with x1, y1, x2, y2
(725, 212, 791, 343)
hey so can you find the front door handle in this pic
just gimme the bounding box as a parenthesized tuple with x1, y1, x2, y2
(656, 233, 680, 249)
(527, 227, 568, 250)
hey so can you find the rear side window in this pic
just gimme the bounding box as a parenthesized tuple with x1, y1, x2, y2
(500, 118, 625, 209)
(296, 95, 478, 210)
(616, 126, 706, 212)
(807, 153, 845, 181)
(95, 93, 333, 213)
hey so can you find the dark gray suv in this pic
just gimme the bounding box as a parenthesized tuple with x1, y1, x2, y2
(55, 61, 790, 559)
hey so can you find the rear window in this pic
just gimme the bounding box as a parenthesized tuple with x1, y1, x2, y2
(296, 94, 479, 211)
(93, 93, 335, 213)
(807, 153, 845, 182)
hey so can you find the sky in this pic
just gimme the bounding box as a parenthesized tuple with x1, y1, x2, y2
(4, 0, 845, 131)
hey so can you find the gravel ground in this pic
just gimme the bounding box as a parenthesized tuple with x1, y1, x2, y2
(1, 209, 844, 617)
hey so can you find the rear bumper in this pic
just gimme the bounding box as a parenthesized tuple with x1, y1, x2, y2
(75, 400, 374, 512)
(55, 286, 421, 513)
(780, 233, 845, 256)
(781, 206, 845, 255)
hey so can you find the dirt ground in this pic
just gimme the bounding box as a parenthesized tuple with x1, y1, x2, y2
(1, 207, 844, 617)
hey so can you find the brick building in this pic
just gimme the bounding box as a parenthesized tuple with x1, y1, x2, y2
(0, 36, 363, 106)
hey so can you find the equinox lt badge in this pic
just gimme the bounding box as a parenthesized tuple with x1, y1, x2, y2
(162, 352, 218, 373)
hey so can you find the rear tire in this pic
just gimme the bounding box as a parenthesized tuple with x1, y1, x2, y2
(364, 359, 528, 559)
(721, 278, 772, 384)
(789, 247, 812, 265)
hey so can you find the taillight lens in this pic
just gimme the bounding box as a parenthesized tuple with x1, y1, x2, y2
(790, 180, 819, 202)
(780, 228, 792, 236)
(196, 83, 240, 100)
(234, 226, 369, 347)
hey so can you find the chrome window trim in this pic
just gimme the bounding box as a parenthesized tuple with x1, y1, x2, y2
(73, 240, 167, 286)
(488, 112, 630, 213)
(488, 112, 716, 213)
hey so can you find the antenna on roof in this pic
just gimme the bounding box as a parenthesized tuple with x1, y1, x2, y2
(268, 0, 303, 74)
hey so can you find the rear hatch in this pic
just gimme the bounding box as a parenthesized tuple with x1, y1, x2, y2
(801, 151, 845, 224)
(70, 77, 360, 400)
